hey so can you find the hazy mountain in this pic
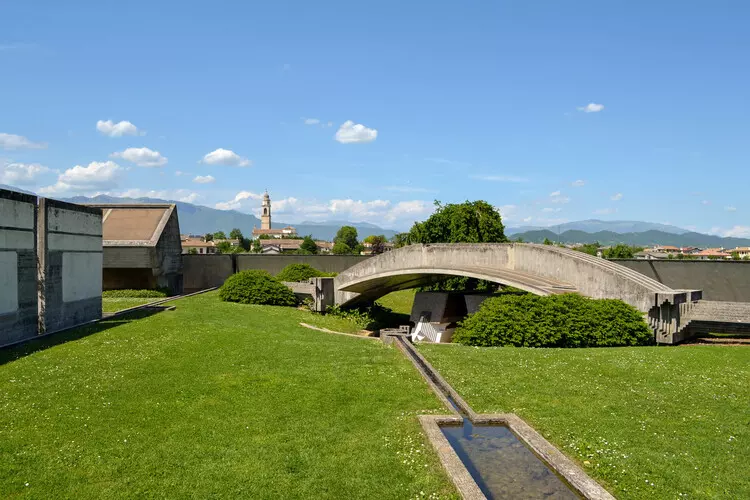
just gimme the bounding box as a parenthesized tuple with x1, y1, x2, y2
(59, 195, 397, 241)
(507, 219, 689, 235)
(0, 184, 35, 195)
(513, 229, 750, 248)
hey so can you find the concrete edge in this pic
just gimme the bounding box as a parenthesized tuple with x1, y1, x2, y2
(298, 322, 377, 340)
(418, 415, 486, 500)
(473, 414, 616, 500)
(402, 340, 616, 500)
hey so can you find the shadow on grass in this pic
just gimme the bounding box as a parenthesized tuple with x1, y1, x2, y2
(0, 308, 164, 367)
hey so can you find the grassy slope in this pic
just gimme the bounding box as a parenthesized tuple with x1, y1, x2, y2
(0, 292, 456, 499)
(418, 344, 750, 499)
(102, 297, 161, 313)
(377, 289, 416, 316)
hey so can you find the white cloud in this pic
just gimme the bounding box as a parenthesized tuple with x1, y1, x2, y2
(111, 147, 167, 167)
(571, 179, 585, 187)
(611, 193, 623, 201)
(385, 200, 433, 222)
(335, 120, 378, 144)
(725, 206, 737, 212)
(577, 103, 605, 113)
(215, 191, 264, 210)
(0, 162, 50, 185)
(179, 192, 201, 203)
(470, 174, 528, 183)
(542, 207, 561, 213)
(594, 208, 616, 215)
(303, 118, 320, 125)
(96, 120, 142, 137)
(201, 148, 251, 167)
(0, 133, 47, 150)
(116, 188, 201, 204)
(40, 161, 123, 194)
(522, 216, 532, 223)
(193, 175, 215, 184)
(710, 226, 750, 238)
(329, 198, 390, 217)
(550, 191, 570, 204)
(701, 200, 711, 206)
(175, 170, 189, 176)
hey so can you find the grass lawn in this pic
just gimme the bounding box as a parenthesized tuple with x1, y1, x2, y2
(102, 297, 161, 313)
(377, 289, 416, 316)
(418, 344, 750, 499)
(0, 292, 456, 499)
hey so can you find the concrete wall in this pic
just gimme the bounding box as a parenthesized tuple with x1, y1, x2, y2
(154, 208, 183, 294)
(0, 190, 37, 345)
(182, 254, 370, 291)
(38, 198, 102, 334)
(614, 259, 750, 303)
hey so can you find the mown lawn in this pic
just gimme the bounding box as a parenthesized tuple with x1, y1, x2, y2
(0, 292, 456, 499)
(102, 297, 161, 313)
(377, 289, 417, 316)
(418, 344, 750, 499)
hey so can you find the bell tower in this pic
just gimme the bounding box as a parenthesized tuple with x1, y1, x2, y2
(261, 191, 271, 230)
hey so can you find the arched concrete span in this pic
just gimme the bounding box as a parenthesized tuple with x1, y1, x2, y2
(334, 244, 702, 343)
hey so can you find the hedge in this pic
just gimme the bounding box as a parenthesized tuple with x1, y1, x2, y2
(275, 263, 335, 282)
(219, 270, 298, 306)
(102, 289, 170, 298)
(453, 293, 653, 348)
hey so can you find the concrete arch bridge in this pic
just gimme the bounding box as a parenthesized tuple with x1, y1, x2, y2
(333, 243, 703, 344)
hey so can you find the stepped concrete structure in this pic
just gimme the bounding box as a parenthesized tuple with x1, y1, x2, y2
(334, 243, 706, 344)
(678, 301, 750, 337)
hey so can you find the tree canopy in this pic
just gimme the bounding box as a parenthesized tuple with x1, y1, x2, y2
(213, 231, 227, 240)
(407, 200, 507, 244)
(363, 234, 387, 254)
(332, 242, 352, 255)
(229, 228, 243, 240)
(334, 226, 359, 250)
(299, 235, 319, 255)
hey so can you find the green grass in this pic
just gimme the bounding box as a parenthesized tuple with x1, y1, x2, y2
(376, 289, 416, 316)
(418, 344, 750, 499)
(0, 292, 456, 498)
(102, 297, 161, 313)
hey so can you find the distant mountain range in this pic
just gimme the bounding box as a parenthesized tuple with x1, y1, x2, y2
(512, 229, 750, 248)
(59, 194, 398, 242)
(506, 219, 689, 235)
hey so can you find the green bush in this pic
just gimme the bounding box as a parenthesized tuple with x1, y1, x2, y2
(102, 289, 170, 298)
(324, 303, 397, 330)
(453, 294, 653, 348)
(219, 270, 298, 306)
(275, 263, 334, 282)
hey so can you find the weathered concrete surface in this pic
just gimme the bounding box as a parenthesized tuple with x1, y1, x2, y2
(335, 244, 705, 344)
(182, 254, 370, 291)
(614, 259, 750, 303)
(89, 204, 183, 294)
(336, 244, 682, 311)
(38, 198, 102, 334)
(0, 189, 37, 345)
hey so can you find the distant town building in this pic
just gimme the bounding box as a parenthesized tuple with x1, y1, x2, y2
(694, 248, 732, 260)
(251, 191, 298, 239)
(181, 237, 218, 255)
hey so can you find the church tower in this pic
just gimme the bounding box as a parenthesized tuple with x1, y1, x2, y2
(261, 191, 271, 230)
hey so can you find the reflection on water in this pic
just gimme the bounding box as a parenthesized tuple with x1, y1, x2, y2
(441, 421, 579, 499)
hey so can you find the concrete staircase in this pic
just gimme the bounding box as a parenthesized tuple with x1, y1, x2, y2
(678, 300, 750, 338)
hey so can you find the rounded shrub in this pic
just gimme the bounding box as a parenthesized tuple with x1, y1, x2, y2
(453, 293, 653, 348)
(276, 263, 328, 282)
(102, 289, 169, 298)
(219, 270, 298, 306)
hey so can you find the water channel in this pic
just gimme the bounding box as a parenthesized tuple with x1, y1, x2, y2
(397, 337, 580, 499)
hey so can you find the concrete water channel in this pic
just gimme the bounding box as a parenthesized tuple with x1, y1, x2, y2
(390, 335, 614, 500)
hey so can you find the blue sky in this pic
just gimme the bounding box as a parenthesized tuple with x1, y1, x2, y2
(1, 1, 748, 234)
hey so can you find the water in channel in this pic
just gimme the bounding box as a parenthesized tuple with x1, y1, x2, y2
(441, 420, 580, 499)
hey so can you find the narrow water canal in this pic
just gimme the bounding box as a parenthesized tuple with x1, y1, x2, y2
(441, 420, 580, 499)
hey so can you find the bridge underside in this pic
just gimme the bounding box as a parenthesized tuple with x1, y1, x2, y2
(337, 267, 578, 306)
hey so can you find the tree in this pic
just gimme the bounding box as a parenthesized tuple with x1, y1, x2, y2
(332, 242, 352, 255)
(543, 237, 554, 245)
(215, 240, 233, 253)
(188, 247, 198, 255)
(251, 239, 262, 253)
(602, 244, 636, 259)
(229, 228, 243, 240)
(392, 233, 411, 248)
(299, 235, 319, 255)
(407, 200, 507, 244)
(731, 251, 741, 260)
(364, 234, 387, 254)
(204, 233, 214, 242)
(213, 231, 227, 240)
(575, 243, 600, 257)
(334, 226, 359, 250)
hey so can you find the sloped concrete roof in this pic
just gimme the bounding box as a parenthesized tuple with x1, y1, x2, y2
(85, 203, 175, 247)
